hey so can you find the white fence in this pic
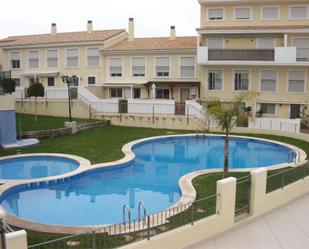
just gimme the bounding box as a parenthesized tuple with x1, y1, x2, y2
(13, 87, 68, 99)
(128, 99, 175, 115)
(249, 118, 301, 133)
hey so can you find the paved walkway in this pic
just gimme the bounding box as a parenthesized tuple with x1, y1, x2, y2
(190, 194, 309, 249)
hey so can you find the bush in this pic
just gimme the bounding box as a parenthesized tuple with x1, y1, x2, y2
(0, 78, 16, 94)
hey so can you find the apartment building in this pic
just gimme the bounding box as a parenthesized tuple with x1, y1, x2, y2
(0, 20, 199, 109)
(197, 0, 309, 119)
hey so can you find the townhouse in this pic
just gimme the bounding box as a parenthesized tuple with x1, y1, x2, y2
(197, 0, 309, 119)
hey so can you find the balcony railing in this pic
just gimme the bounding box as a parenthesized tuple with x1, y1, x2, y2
(208, 49, 275, 61)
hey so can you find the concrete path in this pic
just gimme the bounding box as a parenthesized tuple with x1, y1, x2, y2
(189, 194, 309, 249)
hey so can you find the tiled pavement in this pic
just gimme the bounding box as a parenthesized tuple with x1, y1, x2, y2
(189, 194, 309, 249)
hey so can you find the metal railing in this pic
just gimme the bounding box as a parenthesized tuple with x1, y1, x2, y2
(28, 194, 217, 249)
(235, 175, 251, 216)
(266, 164, 309, 193)
(208, 49, 275, 61)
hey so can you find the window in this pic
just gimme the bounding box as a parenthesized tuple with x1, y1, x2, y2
(88, 76, 96, 85)
(156, 88, 170, 99)
(155, 57, 170, 77)
(180, 57, 195, 78)
(10, 52, 20, 69)
(110, 88, 122, 98)
(47, 77, 55, 87)
(109, 58, 122, 77)
(46, 49, 58, 68)
(87, 48, 100, 67)
(28, 51, 39, 69)
(207, 38, 224, 49)
(208, 8, 224, 21)
(234, 7, 252, 20)
(289, 6, 308, 20)
(13, 78, 21, 87)
(234, 70, 249, 91)
(208, 70, 223, 90)
(133, 88, 141, 99)
(288, 70, 305, 93)
(66, 48, 79, 67)
(132, 57, 145, 77)
(260, 70, 277, 92)
(262, 6, 279, 20)
(293, 38, 309, 61)
(29, 78, 38, 85)
(257, 38, 275, 49)
(260, 103, 276, 115)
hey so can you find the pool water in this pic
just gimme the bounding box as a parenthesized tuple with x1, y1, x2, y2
(0, 136, 295, 226)
(0, 156, 80, 180)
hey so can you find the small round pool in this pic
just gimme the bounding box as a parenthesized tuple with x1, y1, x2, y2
(0, 156, 80, 180)
(0, 136, 300, 227)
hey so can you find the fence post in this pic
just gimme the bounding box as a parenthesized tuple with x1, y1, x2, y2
(45, 90, 48, 107)
(5, 231, 27, 249)
(250, 168, 267, 216)
(92, 231, 96, 249)
(187, 107, 189, 125)
(0, 218, 6, 249)
(147, 215, 150, 240)
(281, 171, 285, 189)
(190, 202, 195, 225)
(89, 104, 92, 120)
(152, 105, 154, 124)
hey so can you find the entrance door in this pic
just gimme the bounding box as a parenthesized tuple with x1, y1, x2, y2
(180, 88, 190, 103)
(290, 104, 301, 119)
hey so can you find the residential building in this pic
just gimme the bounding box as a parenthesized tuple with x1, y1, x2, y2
(197, 0, 309, 119)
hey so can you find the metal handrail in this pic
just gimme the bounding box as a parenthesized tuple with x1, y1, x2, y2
(138, 202, 147, 222)
(122, 205, 131, 226)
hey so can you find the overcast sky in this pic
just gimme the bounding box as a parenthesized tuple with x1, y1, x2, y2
(0, 0, 200, 39)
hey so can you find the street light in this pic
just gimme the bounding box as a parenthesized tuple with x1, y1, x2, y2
(61, 75, 78, 122)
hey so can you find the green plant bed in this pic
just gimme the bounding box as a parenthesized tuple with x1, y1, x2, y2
(15, 113, 93, 132)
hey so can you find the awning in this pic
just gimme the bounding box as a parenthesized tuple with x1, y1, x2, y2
(98, 81, 147, 88)
(22, 71, 60, 77)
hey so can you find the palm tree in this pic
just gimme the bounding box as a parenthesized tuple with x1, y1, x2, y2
(206, 92, 259, 178)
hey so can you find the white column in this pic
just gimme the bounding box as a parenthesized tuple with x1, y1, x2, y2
(284, 34, 288, 47)
(216, 177, 237, 226)
(5, 231, 28, 249)
(130, 85, 133, 99)
(250, 168, 267, 216)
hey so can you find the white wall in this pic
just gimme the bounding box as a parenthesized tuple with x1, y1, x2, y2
(249, 118, 301, 133)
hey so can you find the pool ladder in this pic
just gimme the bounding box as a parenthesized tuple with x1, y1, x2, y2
(122, 202, 147, 227)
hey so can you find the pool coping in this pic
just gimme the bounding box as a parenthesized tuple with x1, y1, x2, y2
(0, 134, 307, 234)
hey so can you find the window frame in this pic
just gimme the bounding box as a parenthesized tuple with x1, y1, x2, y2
(108, 57, 123, 78)
(292, 37, 309, 61)
(9, 51, 21, 69)
(233, 6, 253, 21)
(179, 56, 196, 79)
(260, 103, 277, 116)
(259, 69, 278, 93)
(65, 48, 80, 68)
(207, 7, 225, 21)
(109, 88, 123, 98)
(261, 6, 280, 21)
(155, 87, 170, 99)
(87, 76, 96, 85)
(289, 5, 309, 20)
(131, 56, 146, 78)
(47, 77, 55, 87)
(12, 78, 21, 87)
(86, 47, 100, 68)
(287, 69, 306, 94)
(233, 69, 251, 91)
(207, 69, 224, 91)
(46, 48, 59, 69)
(155, 56, 171, 78)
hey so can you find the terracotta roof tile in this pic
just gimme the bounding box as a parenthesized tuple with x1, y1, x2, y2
(105, 36, 197, 52)
(0, 29, 125, 47)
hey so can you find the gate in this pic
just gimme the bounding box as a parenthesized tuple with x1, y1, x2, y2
(235, 175, 251, 216)
(175, 103, 185, 115)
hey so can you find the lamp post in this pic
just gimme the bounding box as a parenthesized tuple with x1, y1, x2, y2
(61, 75, 78, 122)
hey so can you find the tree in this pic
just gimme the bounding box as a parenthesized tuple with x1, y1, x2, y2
(206, 92, 259, 178)
(27, 82, 45, 122)
(0, 78, 16, 94)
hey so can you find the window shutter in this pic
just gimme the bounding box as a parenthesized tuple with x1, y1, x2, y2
(207, 38, 224, 49)
(261, 70, 277, 92)
(209, 8, 224, 20)
(156, 57, 169, 67)
(262, 7, 279, 20)
(235, 7, 251, 19)
(258, 38, 275, 49)
(11, 52, 20, 60)
(290, 6, 307, 19)
(289, 70, 305, 92)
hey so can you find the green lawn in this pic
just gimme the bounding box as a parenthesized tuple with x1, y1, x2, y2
(15, 113, 93, 132)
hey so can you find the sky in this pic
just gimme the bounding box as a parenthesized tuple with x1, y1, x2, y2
(0, 0, 200, 39)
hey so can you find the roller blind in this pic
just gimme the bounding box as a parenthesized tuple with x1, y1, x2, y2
(180, 57, 195, 78)
(261, 70, 277, 92)
(207, 38, 224, 49)
(288, 70, 305, 92)
(10, 52, 20, 60)
(66, 49, 79, 67)
(47, 49, 58, 68)
(87, 48, 100, 67)
(132, 57, 145, 77)
(156, 57, 169, 67)
(28, 51, 39, 68)
(258, 38, 275, 49)
(234, 7, 251, 19)
(262, 7, 279, 20)
(290, 6, 308, 19)
(208, 8, 224, 20)
(294, 38, 309, 61)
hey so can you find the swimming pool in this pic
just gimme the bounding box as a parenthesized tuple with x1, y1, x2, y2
(0, 156, 80, 180)
(0, 135, 299, 227)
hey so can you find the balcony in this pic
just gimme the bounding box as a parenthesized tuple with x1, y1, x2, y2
(197, 46, 303, 65)
(208, 49, 274, 61)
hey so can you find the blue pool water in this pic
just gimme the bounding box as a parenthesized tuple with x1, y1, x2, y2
(0, 136, 295, 226)
(0, 156, 80, 180)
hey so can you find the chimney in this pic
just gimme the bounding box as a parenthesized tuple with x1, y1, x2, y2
(128, 18, 134, 42)
(87, 20, 93, 33)
(51, 23, 57, 35)
(170, 26, 176, 40)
